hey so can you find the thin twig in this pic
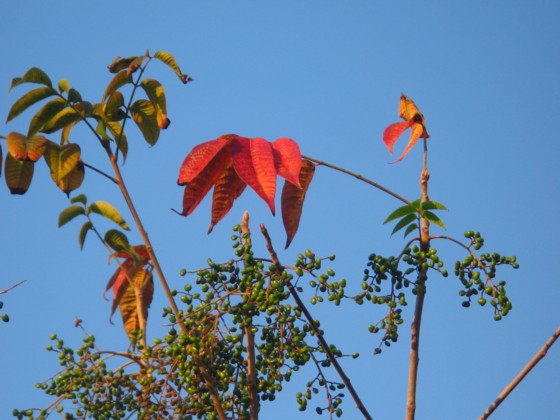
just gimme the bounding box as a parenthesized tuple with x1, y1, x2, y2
(0, 279, 26, 294)
(260, 224, 373, 420)
(480, 325, 560, 419)
(302, 154, 410, 205)
(82, 162, 118, 184)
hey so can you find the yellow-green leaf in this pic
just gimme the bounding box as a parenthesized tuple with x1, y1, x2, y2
(42, 107, 82, 134)
(10, 67, 52, 92)
(140, 78, 169, 128)
(105, 120, 128, 162)
(28, 97, 66, 137)
(6, 86, 57, 123)
(130, 99, 159, 145)
(57, 161, 85, 196)
(88, 201, 129, 230)
(70, 193, 88, 205)
(4, 153, 34, 195)
(79, 221, 93, 250)
(58, 205, 86, 227)
(102, 71, 132, 102)
(153, 51, 192, 84)
(105, 229, 131, 253)
(43, 142, 81, 182)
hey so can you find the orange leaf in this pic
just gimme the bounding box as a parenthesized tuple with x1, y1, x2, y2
(208, 162, 247, 233)
(282, 159, 315, 248)
(6, 132, 47, 162)
(119, 268, 154, 340)
(180, 147, 232, 216)
(177, 135, 233, 185)
(232, 137, 277, 214)
(382, 121, 412, 155)
(272, 137, 302, 188)
(391, 123, 425, 164)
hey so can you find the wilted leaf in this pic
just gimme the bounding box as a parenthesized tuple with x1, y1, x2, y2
(130, 99, 159, 145)
(382, 121, 412, 155)
(6, 86, 57, 123)
(88, 201, 130, 230)
(127, 55, 147, 76)
(102, 71, 132, 102)
(4, 153, 34, 194)
(232, 137, 277, 214)
(78, 221, 93, 250)
(208, 163, 247, 233)
(119, 268, 154, 340)
(272, 137, 302, 188)
(58, 205, 86, 227)
(108, 56, 139, 74)
(178, 135, 232, 185)
(10, 67, 53, 92)
(153, 51, 192, 84)
(6, 132, 47, 162)
(282, 159, 315, 248)
(105, 229, 131, 253)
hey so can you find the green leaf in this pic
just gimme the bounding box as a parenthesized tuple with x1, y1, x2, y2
(67, 88, 82, 104)
(130, 99, 159, 145)
(70, 193, 88, 205)
(6, 86, 57, 123)
(4, 153, 34, 194)
(391, 213, 417, 236)
(421, 200, 448, 211)
(88, 201, 130, 230)
(58, 79, 70, 94)
(41, 107, 82, 134)
(58, 205, 86, 227)
(105, 120, 128, 162)
(384, 204, 416, 224)
(153, 51, 192, 84)
(43, 141, 81, 181)
(28, 97, 67, 137)
(404, 223, 419, 238)
(10, 67, 53, 92)
(105, 229, 131, 253)
(423, 210, 447, 230)
(102, 71, 132, 102)
(105, 91, 125, 119)
(79, 221, 93, 250)
(140, 78, 169, 128)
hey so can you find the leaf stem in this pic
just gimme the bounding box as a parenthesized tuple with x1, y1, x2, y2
(302, 154, 410, 205)
(81, 162, 118, 183)
(260, 224, 373, 420)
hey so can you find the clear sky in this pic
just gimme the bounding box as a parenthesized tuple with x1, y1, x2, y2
(1, 1, 559, 419)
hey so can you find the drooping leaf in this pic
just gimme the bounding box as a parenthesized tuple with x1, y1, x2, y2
(41, 107, 82, 134)
(384, 203, 416, 224)
(105, 91, 125, 121)
(140, 78, 170, 129)
(88, 201, 130, 230)
(391, 122, 424, 164)
(282, 159, 315, 248)
(105, 229, 131, 253)
(153, 51, 192, 84)
(119, 268, 154, 340)
(178, 135, 233, 184)
(232, 137, 277, 214)
(105, 120, 128, 162)
(4, 153, 34, 194)
(399, 94, 429, 136)
(9, 67, 53, 92)
(28, 97, 67, 137)
(272, 137, 302, 188)
(179, 147, 232, 216)
(78, 221, 93, 250)
(6, 86, 57, 123)
(43, 141, 81, 183)
(130, 99, 159, 145)
(56, 160, 85, 196)
(58, 205, 86, 227)
(404, 223, 419, 238)
(208, 163, 247, 233)
(127, 54, 147, 76)
(6, 132, 47, 162)
(102, 71, 132, 102)
(422, 210, 447, 230)
(391, 213, 418, 236)
(382, 121, 412, 155)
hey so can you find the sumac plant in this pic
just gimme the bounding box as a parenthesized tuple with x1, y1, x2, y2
(2, 52, 522, 420)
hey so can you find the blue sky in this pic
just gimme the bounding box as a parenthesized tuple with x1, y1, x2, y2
(1, 1, 559, 419)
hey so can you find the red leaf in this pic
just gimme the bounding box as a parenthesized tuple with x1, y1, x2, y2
(391, 123, 424, 164)
(177, 135, 233, 185)
(232, 137, 277, 214)
(282, 159, 315, 248)
(180, 147, 232, 216)
(208, 163, 247, 233)
(272, 137, 302, 188)
(382, 121, 412, 155)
